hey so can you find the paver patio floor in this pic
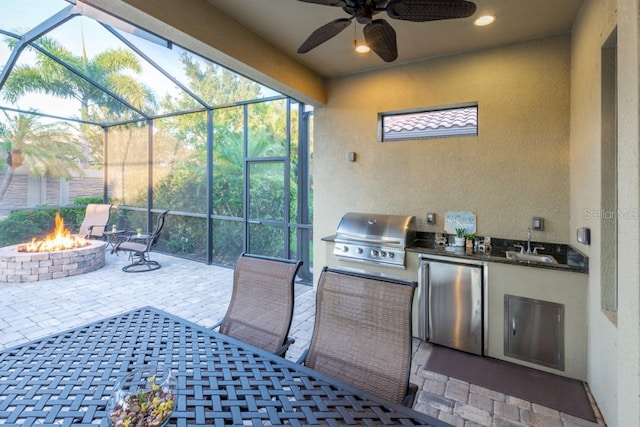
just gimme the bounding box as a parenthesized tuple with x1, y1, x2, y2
(0, 250, 603, 427)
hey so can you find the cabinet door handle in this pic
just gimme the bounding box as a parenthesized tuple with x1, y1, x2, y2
(512, 318, 517, 336)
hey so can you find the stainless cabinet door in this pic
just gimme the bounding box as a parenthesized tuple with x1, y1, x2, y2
(427, 260, 483, 355)
(504, 295, 564, 370)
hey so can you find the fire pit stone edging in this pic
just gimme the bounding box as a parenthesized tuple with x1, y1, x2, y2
(0, 240, 107, 283)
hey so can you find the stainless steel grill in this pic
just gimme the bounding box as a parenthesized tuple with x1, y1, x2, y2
(333, 212, 416, 268)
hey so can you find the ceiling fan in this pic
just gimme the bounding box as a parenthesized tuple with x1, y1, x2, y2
(296, 0, 477, 62)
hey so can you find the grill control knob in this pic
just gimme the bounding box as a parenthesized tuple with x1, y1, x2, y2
(388, 252, 395, 259)
(372, 250, 379, 257)
(357, 247, 364, 254)
(381, 251, 387, 257)
(342, 245, 349, 252)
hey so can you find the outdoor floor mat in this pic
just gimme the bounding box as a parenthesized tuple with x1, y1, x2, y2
(423, 344, 596, 422)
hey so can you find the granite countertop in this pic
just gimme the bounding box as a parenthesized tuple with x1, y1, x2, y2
(407, 234, 588, 274)
(323, 233, 589, 274)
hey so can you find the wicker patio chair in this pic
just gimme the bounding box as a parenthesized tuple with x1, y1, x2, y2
(298, 267, 419, 407)
(112, 210, 169, 273)
(78, 204, 112, 239)
(213, 253, 302, 356)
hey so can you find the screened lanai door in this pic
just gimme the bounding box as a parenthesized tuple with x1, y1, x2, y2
(210, 99, 313, 282)
(242, 100, 312, 281)
(246, 160, 287, 257)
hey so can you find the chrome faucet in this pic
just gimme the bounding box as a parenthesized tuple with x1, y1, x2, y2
(513, 229, 533, 254)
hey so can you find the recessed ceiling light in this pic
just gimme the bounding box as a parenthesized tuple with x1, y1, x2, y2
(474, 15, 495, 26)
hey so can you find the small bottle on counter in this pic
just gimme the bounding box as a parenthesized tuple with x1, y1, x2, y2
(483, 236, 492, 253)
(476, 237, 490, 253)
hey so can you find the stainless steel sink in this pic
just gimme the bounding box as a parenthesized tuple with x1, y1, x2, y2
(505, 251, 558, 264)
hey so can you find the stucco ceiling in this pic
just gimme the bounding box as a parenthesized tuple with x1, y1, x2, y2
(207, 0, 584, 78)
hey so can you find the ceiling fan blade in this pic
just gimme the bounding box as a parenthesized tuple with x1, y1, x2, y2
(363, 19, 397, 62)
(296, 0, 347, 6)
(386, 0, 477, 22)
(297, 18, 353, 54)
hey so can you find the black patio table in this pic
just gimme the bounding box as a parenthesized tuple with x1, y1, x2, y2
(0, 306, 449, 426)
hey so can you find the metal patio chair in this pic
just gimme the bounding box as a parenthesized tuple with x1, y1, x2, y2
(298, 267, 419, 407)
(112, 210, 169, 273)
(77, 204, 112, 239)
(212, 253, 302, 356)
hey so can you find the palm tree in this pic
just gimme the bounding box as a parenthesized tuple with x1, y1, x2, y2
(0, 112, 83, 201)
(0, 34, 156, 205)
(2, 36, 156, 162)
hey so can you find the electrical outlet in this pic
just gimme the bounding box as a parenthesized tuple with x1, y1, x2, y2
(532, 217, 544, 231)
(577, 227, 590, 245)
(426, 212, 436, 225)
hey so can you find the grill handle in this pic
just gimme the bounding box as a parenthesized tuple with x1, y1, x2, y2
(336, 235, 402, 245)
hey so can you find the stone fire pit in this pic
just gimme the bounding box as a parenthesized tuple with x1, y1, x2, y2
(0, 240, 106, 283)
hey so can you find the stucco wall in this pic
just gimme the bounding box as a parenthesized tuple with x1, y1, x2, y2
(615, 1, 640, 424)
(570, 0, 640, 425)
(314, 35, 571, 277)
(569, 1, 620, 424)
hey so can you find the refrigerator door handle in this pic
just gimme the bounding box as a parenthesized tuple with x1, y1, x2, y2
(416, 260, 431, 341)
(424, 262, 430, 340)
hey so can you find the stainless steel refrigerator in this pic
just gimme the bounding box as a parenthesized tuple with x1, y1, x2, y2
(421, 256, 484, 355)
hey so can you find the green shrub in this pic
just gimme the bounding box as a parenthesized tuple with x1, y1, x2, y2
(0, 205, 90, 246)
(0, 210, 56, 245)
(73, 196, 104, 206)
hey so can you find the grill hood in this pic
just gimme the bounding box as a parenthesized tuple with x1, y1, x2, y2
(333, 212, 416, 268)
(335, 212, 416, 245)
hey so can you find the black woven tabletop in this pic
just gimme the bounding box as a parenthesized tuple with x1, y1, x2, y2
(0, 306, 449, 426)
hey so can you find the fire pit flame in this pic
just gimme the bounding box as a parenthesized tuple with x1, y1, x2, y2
(17, 213, 89, 253)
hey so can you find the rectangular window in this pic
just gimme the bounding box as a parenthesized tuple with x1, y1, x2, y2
(378, 104, 478, 142)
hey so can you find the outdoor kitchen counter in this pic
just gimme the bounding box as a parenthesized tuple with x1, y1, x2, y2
(407, 239, 589, 274)
(321, 233, 588, 274)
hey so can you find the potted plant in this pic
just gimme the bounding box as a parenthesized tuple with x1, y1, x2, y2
(454, 228, 466, 247)
(464, 233, 476, 249)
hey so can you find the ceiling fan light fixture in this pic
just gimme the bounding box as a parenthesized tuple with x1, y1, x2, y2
(297, 0, 477, 62)
(474, 15, 495, 26)
(354, 41, 371, 53)
(354, 22, 370, 53)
